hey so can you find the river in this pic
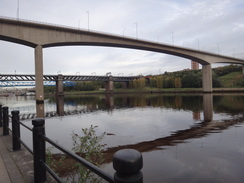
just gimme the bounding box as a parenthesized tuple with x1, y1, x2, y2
(1, 93, 244, 183)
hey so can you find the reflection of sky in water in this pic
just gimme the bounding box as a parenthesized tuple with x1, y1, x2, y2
(140, 125, 244, 183)
(1, 94, 244, 182)
(103, 124, 244, 183)
(19, 107, 197, 151)
(0, 96, 86, 114)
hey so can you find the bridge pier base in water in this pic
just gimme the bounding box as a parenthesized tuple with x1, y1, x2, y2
(203, 93, 213, 122)
(56, 74, 64, 96)
(202, 64, 212, 93)
(105, 75, 113, 93)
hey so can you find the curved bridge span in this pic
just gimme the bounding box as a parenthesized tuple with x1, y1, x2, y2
(1, 17, 244, 115)
(0, 17, 243, 65)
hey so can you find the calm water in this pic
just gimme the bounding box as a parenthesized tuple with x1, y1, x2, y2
(1, 93, 244, 183)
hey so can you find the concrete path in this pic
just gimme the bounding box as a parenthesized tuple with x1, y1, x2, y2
(0, 148, 11, 183)
(0, 128, 30, 183)
(0, 127, 55, 183)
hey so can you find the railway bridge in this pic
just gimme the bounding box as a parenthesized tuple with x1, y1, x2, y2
(0, 74, 140, 94)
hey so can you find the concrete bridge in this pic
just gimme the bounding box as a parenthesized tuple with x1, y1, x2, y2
(1, 17, 244, 107)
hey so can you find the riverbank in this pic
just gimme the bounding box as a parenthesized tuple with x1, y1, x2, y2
(59, 87, 244, 95)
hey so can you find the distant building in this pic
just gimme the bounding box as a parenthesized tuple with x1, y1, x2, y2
(191, 61, 199, 70)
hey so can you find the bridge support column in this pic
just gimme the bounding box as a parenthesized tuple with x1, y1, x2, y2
(35, 45, 45, 118)
(105, 75, 113, 93)
(56, 96, 64, 116)
(203, 93, 213, 122)
(202, 64, 212, 93)
(242, 65, 244, 74)
(56, 74, 64, 96)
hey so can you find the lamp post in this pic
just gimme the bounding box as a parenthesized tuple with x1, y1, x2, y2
(135, 23, 138, 39)
(17, 0, 19, 19)
(171, 31, 174, 45)
(78, 19, 81, 28)
(87, 11, 90, 30)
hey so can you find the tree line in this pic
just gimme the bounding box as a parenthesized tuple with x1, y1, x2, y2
(129, 64, 243, 89)
(44, 64, 243, 93)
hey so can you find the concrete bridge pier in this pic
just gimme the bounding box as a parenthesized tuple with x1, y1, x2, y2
(56, 96, 64, 116)
(35, 45, 45, 117)
(105, 75, 113, 93)
(56, 74, 64, 96)
(242, 65, 244, 74)
(203, 93, 213, 122)
(202, 64, 212, 93)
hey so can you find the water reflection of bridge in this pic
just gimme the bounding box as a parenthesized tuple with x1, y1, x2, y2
(16, 94, 215, 122)
(19, 108, 100, 120)
(102, 115, 244, 163)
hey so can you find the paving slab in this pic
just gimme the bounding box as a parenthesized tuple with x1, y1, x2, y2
(0, 127, 55, 183)
(0, 128, 28, 183)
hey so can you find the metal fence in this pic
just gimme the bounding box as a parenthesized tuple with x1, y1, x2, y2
(0, 105, 143, 183)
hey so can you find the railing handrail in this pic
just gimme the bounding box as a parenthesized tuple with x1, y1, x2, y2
(42, 134, 114, 183)
(1, 106, 143, 183)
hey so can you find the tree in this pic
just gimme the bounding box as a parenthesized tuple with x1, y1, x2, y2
(174, 77, 182, 88)
(182, 72, 201, 88)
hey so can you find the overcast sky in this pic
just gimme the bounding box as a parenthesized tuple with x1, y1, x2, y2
(0, 0, 243, 76)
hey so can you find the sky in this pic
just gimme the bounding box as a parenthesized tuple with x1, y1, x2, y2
(0, 0, 244, 76)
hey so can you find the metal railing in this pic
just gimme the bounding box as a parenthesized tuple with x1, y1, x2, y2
(0, 105, 143, 183)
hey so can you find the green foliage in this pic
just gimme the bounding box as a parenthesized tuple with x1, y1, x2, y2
(213, 64, 242, 77)
(114, 82, 123, 88)
(174, 77, 182, 88)
(131, 78, 146, 88)
(46, 125, 106, 183)
(212, 71, 222, 87)
(163, 76, 175, 88)
(67, 125, 106, 183)
(65, 81, 102, 92)
(149, 76, 163, 88)
(44, 86, 56, 93)
(44, 81, 104, 93)
(181, 72, 202, 88)
(219, 71, 244, 87)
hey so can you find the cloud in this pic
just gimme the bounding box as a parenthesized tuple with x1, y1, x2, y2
(0, 0, 243, 76)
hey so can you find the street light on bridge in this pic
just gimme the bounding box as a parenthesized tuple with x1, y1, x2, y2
(135, 22, 138, 39)
(87, 11, 90, 30)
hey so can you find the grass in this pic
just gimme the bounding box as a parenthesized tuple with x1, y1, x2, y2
(219, 71, 243, 88)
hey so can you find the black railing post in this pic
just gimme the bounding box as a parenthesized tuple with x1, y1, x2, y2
(113, 149, 143, 183)
(32, 118, 46, 183)
(0, 105, 2, 127)
(11, 110, 21, 151)
(3, 107, 9, 136)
